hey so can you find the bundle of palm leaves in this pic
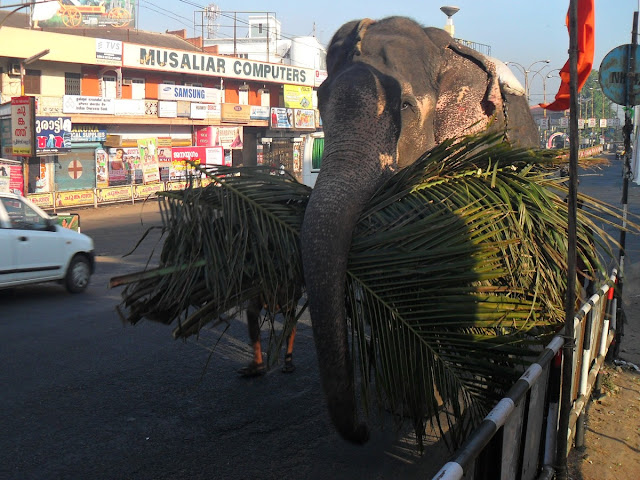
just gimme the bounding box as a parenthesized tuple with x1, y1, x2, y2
(112, 132, 624, 448)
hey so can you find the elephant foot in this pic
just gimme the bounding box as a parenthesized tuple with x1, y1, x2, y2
(238, 361, 266, 378)
(281, 355, 295, 373)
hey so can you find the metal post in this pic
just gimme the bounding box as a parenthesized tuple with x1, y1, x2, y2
(615, 12, 638, 358)
(555, 0, 579, 478)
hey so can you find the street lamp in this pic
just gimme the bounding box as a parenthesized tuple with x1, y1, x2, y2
(505, 59, 550, 102)
(20, 48, 50, 96)
(440, 6, 460, 37)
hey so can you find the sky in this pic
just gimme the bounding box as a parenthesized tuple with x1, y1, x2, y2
(133, 1, 639, 106)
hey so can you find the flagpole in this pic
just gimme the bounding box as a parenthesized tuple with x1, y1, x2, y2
(555, 0, 579, 478)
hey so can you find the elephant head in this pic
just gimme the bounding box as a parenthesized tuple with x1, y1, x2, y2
(300, 16, 538, 444)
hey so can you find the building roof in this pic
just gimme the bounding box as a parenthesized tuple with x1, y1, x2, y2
(0, 10, 201, 51)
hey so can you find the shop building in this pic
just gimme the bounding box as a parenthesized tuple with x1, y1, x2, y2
(0, 11, 325, 208)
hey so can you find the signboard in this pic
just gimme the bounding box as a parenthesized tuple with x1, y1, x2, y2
(195, 126, 244, 149)
(96, 186, 132, 203)
(34, 1, 135, 29)
(0, 159, 24, 195)
(157, 85, 222, 103)
(250, 106, 270, 121)
(96, 38, 122, 65)
(271, 108, 294, 129)
(137, 138, 160, 183)
(123, 45, 315, 86)
(114, 99, 146, 116)
(63, 95, 115, 115)
(221, 104, 251, 123)
(11, 96, 35, 156)
(35, 116, 72, 155)
(190, 103, 208, 120)
(158, 101, 178, 118)
(600, 44, 640, 106)
(283, 85, 313, 108)
(315, 70, 328, 87)
(71, 125, 107, 142)
(172, 146, 231, 169)
(55, 190, 95, 208)
(294, 109, 316, 129)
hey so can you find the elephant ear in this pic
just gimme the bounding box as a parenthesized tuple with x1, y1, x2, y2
(431, 37, 505, 143)
(325, 19, 377, 77)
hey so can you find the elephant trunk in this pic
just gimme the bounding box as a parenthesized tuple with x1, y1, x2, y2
(301, 148, 388, 445)
(301, 63, 400, 444)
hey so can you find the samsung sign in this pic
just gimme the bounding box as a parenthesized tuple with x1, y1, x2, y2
(123, 44, 315, 87)
(158, 85, 222, 103)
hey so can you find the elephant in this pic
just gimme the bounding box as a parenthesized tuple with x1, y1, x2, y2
(299, 16, 539, 444)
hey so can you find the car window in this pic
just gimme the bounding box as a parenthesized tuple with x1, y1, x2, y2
(0, 197, 49, 231)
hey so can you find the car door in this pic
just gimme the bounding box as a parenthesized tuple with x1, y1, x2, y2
(0, 196, 66, 284)
(0, 201, 16, 285)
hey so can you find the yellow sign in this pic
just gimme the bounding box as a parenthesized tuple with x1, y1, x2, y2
(56, 190, 95, 207)
(283, 85, 313, 108)
(134, 183, 163, 199)
(27, 193, 54, 208)
(97, 186, 132, 203)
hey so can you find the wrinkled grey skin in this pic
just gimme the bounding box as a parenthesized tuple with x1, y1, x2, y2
(300, 16, 538, 444)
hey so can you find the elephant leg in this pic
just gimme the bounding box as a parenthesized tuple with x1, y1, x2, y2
(238, 296, 266, 377)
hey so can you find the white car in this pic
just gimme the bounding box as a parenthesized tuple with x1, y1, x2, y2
(0, 192, 95, 293)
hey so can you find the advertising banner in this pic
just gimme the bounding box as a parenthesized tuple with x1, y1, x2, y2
(158, 85, 223, 103)
(137, 138, 160, 183)
(134, 183, 163, 199)
(63, 95, 115, 115)
(11, 96, 35, 156)
(195, 126, 243, 149)
(283, 85, 313, 108)
(115, 99, 146, 116)
(250, 106, 270, 121)
(34, 1, 135, 29)
(96, 38, 122, 65)
(27, 192, 54, 208)
(71, 125, 107, 142)
(97, 186, 132, 204)
(158, 101, 177, 118)
(55, 189, 95, 208)
(294, 109, 315, 129)
(35, 116, 72, 155)
(270, 108, 294, 129)
(0, 159, 24, 195)
(96, 148, 109, 188)
(221, 104, 251, 123)
(108, 147, 141, 185)
(157, 138, 172, 181)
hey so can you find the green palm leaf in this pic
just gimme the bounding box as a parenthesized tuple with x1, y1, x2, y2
(112, 133, 635, 449)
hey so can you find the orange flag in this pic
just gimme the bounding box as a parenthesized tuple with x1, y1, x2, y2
(540, 0, 595, 111)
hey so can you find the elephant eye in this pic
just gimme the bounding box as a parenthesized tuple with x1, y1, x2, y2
(401, 96, 417, 112)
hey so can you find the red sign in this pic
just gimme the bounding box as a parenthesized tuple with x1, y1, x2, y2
(172, 146, 228, 166)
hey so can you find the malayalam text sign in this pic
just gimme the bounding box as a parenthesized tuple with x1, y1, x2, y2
(11, 96, 34, 156)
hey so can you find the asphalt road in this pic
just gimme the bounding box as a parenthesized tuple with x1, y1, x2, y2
(2, 155, 638, 480)
(1, 199, 450, 480)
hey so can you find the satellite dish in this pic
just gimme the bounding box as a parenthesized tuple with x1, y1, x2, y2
(440, 6, 460, 17)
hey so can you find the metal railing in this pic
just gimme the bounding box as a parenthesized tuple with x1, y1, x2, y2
(432, 270, 618, 480)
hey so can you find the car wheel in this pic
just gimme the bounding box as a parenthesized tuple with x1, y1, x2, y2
(66, 256, 91, 293)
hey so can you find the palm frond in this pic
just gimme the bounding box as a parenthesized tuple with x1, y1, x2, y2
(112, 133, 639, 449)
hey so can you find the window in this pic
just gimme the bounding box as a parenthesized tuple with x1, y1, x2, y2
(23, 69, 41, 95)
(65, 73, 81, 95)
(185, 82, 202, 87)
(131, 78, 145, 99)
(162, 80, 175, 85)
(0, 197, 48, 231)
